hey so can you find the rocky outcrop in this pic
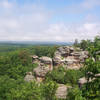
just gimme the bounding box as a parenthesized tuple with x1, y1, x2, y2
(33, 56, 53, 82)
(34, 63, 52, 77)
(24, 72, 35, 82)
(78, 73, 100, 88)
(55, 84, 70, 99)
(78, 77, 87, 88)
(32, 55, 39, 64)
(53, 46, 88, 69)
(39, 56, 52, 65)
(30, 46, 88, 82)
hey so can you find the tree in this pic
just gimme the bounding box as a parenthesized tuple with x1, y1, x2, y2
(79, 40, 91, 50)
(42, 81, 58, 100)
(82, 36, 100, 99)
(74, 39, 79, 47)
(67, 87, 86, 100)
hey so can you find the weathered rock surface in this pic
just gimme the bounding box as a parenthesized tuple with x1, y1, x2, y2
(24, 72, 35, 82)
(34, 63, 52, 77)
(78, 77, 87, 88)
(39, 56, 52, 64)
(31, 46, 88, 82)
(55, 84, 68, 99)
(33, 56, 53, 82)
(78, 73, 100, 88)
(53, 46, 88, 69)
(32, 55, 39, 64)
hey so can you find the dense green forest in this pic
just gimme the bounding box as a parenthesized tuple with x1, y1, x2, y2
(0, 36, 100, 100)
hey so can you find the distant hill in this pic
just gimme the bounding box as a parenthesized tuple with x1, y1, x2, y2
(0, 41, 73, 46)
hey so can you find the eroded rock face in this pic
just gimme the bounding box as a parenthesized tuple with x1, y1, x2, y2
(33, 56, 53, 82)
(78, 77, 87, 88)
(55, 84, 68, 99)
(24, 72, 35, 82)
(78, 73, 100, 88)
(53, 46, 88, 69)
(34, 63, 52, 77)
(32, 55, 39, 64)
(31, 46, 88, 82)
(39, 56, 52, 65)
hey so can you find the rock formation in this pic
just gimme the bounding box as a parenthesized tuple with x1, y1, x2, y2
(78, 77, 87, 88)
(32, 55, 39, 64)
(29, 46, 89, 82)
(33, 56, 53, 82)
(24, 72, 35, 82)
(55, 84, 70, 99)
(53, 46, 88, 69)
(78, 73, 100, 88)
(24, 46, 89, 99)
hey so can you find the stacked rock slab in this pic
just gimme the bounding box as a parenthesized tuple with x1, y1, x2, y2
(53, 46, 88, 69)
(33, 56, 53, 82)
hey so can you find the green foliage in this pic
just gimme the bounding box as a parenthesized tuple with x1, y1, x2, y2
(46, 67, 66, 84)
(66, 36, 100, 100)
(9, 81, 42, 100)
(0, 76, 58, 100)
(77, 39, 91, 50)
(80, 36, 100, 100)
(0, 50, 37, 79)
(46, 67, 83, 86)
(74, 39, 79, 47)
(64, 69, 83, 86)
(42, 81, 58, 100)
(0, 75, 19, 100)
(29, 46, 58, 58)
(1, 36, 100, 100)
(67, 87, 86, 100)
(0, 44, 59, 100)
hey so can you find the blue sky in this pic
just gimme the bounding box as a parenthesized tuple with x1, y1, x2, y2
(0, 0, 100, 42)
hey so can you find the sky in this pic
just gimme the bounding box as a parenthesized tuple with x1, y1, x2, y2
(0, 0, 100, 42)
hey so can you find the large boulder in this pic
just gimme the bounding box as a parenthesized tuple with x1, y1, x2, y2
(55, 84, 69, 99)
(34, 63, 52, 77)
(57, 46, 70, 57)
(32, 55, 39, 64)
(79, 51, 89, 62)
(78, 77, 87, 88)
(39, 56, 52, 65)
(53, 56, 63, 66)
(24, 72, 35, 82)
(33, 56, 53, 82)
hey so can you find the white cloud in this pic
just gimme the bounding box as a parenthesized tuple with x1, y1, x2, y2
(82, 0, 100, 9)
(0, 0, 100, 42)
(0, 0, 13, 8)
(42, 22, 100, 42)
(58, 0, 100, 15)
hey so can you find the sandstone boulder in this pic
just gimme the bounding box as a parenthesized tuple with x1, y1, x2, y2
(55, 84, 68, 99)
(32, 55, 38, 59)
(53, 56, 62, 66)
(78, 77, 87, 88)
(34, 63, 52, 77)
(24, 72, 34, 82)
(32, 55, 39, 64)
(39, 56, 52, 64)
(33, 56, 53, 82)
